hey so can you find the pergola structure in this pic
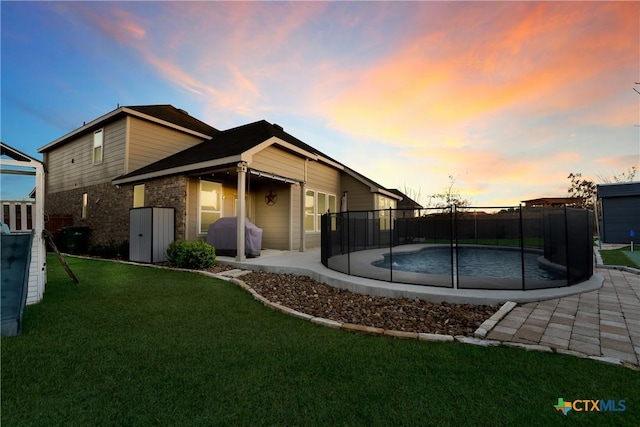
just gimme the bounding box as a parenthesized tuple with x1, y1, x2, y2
(1, 142, 46, 304)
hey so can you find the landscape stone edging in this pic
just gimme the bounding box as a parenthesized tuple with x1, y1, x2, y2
(474, 301, 517, 338)
(593, 248, 640, 274)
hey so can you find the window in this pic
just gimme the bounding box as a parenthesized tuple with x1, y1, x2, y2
(200, 181, 222, 233)
(81, 193, 88, 219)
(378, 195, 395, 230)
(133, 184, 145, 208)
(305, 190, 315, 232)
(93, 129, 104, 163)
(305, 189, 337, 232)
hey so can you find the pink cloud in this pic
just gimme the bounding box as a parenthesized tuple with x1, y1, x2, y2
(319, 2, 639, 144)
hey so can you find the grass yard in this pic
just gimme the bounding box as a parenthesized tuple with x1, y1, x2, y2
(2, 255, 639, 426)
(600, 246, 640, 269)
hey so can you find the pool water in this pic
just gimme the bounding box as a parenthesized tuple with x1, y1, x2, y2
(373, 246, 566, 281)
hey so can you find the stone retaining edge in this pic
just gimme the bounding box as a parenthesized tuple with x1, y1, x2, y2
(474, 301, 517, 338)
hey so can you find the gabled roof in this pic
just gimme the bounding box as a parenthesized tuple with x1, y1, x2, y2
(597, 182, 640, 198)
(387, 189, 423, 208)
(38, 104, 218, 153)
(342, 167, 402, 200)
(113, 120, 335, 184)
(112, 118, 399, 201)
(1, 142, 43, 166)
(126, 105, 219, 137)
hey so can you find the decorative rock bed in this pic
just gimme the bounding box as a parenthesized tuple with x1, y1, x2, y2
(227, 270, 500, 336)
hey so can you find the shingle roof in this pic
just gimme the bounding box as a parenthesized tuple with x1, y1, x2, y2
(114, 120, 332, 182)
(39, 104, 218, 153)
(112, 119, 399, 201)
(387, 189, 424, 208)
(126, 105, 219, 137)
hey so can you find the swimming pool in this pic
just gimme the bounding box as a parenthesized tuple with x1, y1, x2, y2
(373, 246, 566, 282)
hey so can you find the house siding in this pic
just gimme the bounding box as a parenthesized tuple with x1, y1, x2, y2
(250, 146, 305, 181)
(45, 119, 127, 193)
(307, 160, 341, 194)
(253, 182, 292, 250)
(341, 174, 374, 211)
(127, 117, 205, 174)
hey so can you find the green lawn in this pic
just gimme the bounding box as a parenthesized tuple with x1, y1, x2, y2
(600, 246, 640, 269)
(2, 256, 638, 426)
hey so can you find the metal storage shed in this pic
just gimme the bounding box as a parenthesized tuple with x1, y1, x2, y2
(597, 182, 640, 244)
(129, 207, 175, 263)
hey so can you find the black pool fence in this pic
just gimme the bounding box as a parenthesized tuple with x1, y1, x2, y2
(320, 205, 594, 291)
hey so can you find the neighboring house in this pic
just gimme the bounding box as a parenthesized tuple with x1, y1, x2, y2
(596, 182, 640, 244)
(38, 105, 400, 260)
(387, 189, 423, 217)
(521, 197, 581, 208)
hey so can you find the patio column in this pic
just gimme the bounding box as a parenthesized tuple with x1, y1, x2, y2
(300, 181, 306, 252)
(236, 162, 247, 262)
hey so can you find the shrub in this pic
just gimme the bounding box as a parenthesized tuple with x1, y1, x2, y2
(166, 239, 216, 269)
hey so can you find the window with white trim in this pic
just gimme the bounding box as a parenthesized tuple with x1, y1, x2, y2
(200, 181, 222, 233)
(305, 190, 336, 232)
(93, 129, 104, 163)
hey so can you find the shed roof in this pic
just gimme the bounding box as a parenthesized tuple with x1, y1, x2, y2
(597, 182, 640, 198)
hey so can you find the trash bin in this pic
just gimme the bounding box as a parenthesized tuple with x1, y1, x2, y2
(60, 226, 91, 254)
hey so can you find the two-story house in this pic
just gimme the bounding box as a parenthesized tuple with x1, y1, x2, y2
(38, 105, 401, 260)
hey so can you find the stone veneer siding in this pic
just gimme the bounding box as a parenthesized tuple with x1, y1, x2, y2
(45, 176, 188, 246)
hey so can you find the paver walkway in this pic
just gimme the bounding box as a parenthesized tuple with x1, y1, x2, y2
(487, 268, 640, 366)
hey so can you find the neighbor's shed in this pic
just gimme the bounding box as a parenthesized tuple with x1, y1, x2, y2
(597, 182, 640, 244)
(1, 142, 47, 304)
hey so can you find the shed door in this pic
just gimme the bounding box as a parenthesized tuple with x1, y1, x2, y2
(129, 208, 152, 263)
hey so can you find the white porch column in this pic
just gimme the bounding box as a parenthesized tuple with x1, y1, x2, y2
(300, 181, 306, 252)
(236, 162, 247, 262)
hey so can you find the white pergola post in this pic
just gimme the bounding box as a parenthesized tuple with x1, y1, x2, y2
(300, 181, 306, 252)
(236, 162, 247, 262)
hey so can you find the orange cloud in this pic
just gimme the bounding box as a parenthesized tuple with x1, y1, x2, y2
(319, 2, 639, 147)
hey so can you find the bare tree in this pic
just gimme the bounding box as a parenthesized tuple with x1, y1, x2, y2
(431, 175, 472, 209)
(597, 166, 638, 184)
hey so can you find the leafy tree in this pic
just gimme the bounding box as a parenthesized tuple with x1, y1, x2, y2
(567, 173, 596, 209)
(569, 167, 638, 209)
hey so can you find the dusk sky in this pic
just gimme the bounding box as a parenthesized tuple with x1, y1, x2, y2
(2, 1, 639, 206)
